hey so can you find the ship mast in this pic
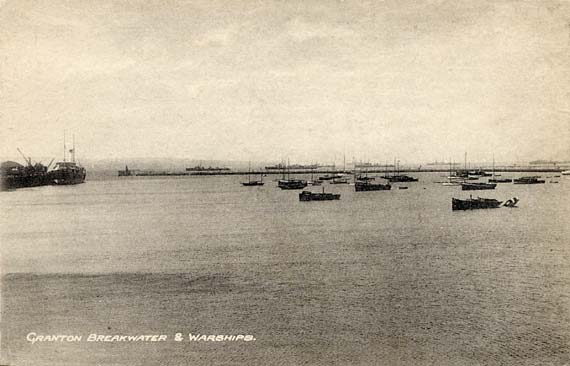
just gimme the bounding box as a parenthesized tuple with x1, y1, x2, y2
(63, 131, 67, 163)
(72, 134, 76, 163)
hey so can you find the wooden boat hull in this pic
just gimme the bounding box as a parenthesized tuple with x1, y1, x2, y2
(452, 197, 502, 210)
(513, 179, 545, 184)
(299, 191, 340, 201)
(242, 181, 264, 186)
(278, 180, 307, 189)
(384, 175, 418, 182)
(355, 182, 391, 191)
(461, 183, 496, 190)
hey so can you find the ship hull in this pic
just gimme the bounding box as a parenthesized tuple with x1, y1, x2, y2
(1, 174, 50, 190)
(513, 179, 545, 184)
(461, 183, 496, 191)
(452, 197, 502, 210)
(278, 180, 307, 190)
(1, 161, 50, 191)
(355, 182, 391, 191)
(49, 168, 86, 185)
(242, 181, 264, 186)
(299, 191, 340, 201)
(384, 175, 418, 182)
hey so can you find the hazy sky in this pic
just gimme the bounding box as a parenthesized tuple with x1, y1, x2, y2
(1, 0, 569, 164)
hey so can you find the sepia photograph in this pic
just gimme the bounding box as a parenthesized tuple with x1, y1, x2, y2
(1, 0, 569, 365)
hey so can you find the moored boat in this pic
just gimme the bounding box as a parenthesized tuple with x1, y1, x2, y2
(242, 162, 264, 186)
(461, 182, 496, 191)
(318, 173, 343, 181)
(354, 181, 391, 192)
(488, 155, 512, 183)
(452, 196, 502, 210)
(49, 136, 86, 185)
(513, 176, 545, 184)
(278, 179, 307, 190)
(299, 189, 340, 201)
(318, 175, 334, 181)
(488, 178, 512, 183)
(242, 180, 264, 186)
(49, 161, 86, 185)
(278, 160, 308, 189)
(330, 177, 349, 184)
(382, 159, 418, 182)
(442, 161, 464, 186)
(384, 174, 418, 182)
(355, 175, 375, 182)
(1, 158, 50, 191)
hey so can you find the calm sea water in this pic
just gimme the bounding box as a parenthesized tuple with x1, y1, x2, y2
(1, 173, 569, 365)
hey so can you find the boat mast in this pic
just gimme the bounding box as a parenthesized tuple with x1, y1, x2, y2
(72, 134, 76, 163)
(397, 159, 400, 176)
(63, 131, 67, 163)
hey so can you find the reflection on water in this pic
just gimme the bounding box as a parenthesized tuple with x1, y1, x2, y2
(1, 174, 570, 365)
